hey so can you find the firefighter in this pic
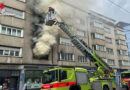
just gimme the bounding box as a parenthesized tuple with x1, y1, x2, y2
(44, 7, 57, 26)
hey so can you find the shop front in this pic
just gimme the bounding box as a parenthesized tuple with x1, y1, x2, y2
(25, 70, 43, 90)
(0, 70, 20, 90)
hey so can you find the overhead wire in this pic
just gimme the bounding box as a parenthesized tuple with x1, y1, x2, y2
(106, 0, 130, 14)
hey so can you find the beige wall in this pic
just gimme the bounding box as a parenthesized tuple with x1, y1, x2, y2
(0, 0, 129, 70)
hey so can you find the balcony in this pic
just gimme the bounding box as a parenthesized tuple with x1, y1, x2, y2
(119, 60, 130, 66)
(117, 45, 128, 50)
(115, 35, 126, 41)
(92, 39, 105, 46)
(118, 55, 129, 61)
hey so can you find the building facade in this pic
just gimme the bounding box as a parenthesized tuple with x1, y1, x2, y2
(0, 0, 129, 89)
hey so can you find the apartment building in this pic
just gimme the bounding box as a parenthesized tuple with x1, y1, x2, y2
(115, 25, 129, 70)
(0, 0, 129, 89)
(88, 11, 129, 70)
(88, 11, 119, 69)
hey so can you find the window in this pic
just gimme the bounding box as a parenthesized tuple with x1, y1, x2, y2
(4, 50, 9, 56)
(59, 52, 74, 61)
(78, 56, 88, 63)
(102, 58, 107, 63)
(104, 27, 111, 33)
(17, 30, 22, 37)
(119, 60, 130, 66)
(92, 45, 106, 51)
(59, 70, 67, 80)
(15, 51, 20, 56)
(106, 48, 114, 54)
(116, 40, 126, 45)
(5, 7, 24, 19)
(102, 58, 114, 65)
(0, 46, 22, 57)
(60, 38, 73, 46)
(7, 28, 11, 35)
(10, 50, 15, 56)
(77, 30, 85, 37)
(25, 71, 43, 89)
(12, 29, 16, 36)
(107, 59, 115, 65)
(105, 37, 112, 43)
(115, 30, 125, 35)
(0, 50, 3, 55)
(18, 0, 26, 2)
(91, 33, 104, 40)
(1, 27, 6, 34)
(0, 25, 23, 37)
(94, 21, 103, 28)
(118, 50, 128, 56)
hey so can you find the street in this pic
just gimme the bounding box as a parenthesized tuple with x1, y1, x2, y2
(116, 86, 126, 90)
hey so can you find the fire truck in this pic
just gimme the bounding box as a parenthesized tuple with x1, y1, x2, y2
(41, 7, 116, 90)
(121, 71, 130, 90)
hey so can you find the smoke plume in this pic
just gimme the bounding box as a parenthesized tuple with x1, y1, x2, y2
(28, 0, 63, 57)
(28, 0, 76, 57)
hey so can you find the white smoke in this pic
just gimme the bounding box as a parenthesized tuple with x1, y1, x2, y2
(33, 25, 59, 56)
(28, 0, 75, 57)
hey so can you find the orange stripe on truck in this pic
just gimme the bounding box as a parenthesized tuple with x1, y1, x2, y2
(41, 82, 76, 89)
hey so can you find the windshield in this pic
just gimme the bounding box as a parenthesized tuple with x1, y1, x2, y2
(42, 70, 58, 84)
(121, 73, 130, 79)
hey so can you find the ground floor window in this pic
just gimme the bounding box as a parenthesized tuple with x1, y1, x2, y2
(0, 70, 20, 90)
(25, 71, 43, 89)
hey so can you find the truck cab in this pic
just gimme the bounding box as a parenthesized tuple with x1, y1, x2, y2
(41, 67, 91, 90)
(121, 71, 130, 89)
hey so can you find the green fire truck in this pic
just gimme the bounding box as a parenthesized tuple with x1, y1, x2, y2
(121, 71, 130, 90)
(41, 7, 116, 90)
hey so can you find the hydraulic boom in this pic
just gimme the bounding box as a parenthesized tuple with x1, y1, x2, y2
(45, 7, 114, 79)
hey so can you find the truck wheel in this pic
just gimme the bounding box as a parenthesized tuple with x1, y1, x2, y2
(69, 85, 81, 90)
(113, 88, 116, 90)
(103, 85, 109, 90)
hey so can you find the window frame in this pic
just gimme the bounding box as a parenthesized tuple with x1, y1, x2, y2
(92, 45, 106, 51)
(4, 6, 25, 19)
(77, 30, 85, 37)
(78, 56, 88, 63)
(59, 52, 74, 61)
(0, 46, 22, 57)
(17, 0, 26, 2)
(0, 25, 23, 37)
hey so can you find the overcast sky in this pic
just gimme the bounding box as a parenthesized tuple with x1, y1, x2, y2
(85, 0, 130, 51)
(86, 0, 130, 23)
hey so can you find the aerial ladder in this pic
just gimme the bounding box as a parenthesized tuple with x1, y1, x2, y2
(41, 7, 116, 90)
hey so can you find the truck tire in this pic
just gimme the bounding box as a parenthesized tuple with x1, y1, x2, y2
(103, 85, 109, 90)
(113, 88, 116, 90)
(69, 85, 81, 90)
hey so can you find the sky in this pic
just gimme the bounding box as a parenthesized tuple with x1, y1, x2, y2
(86, 0, 130, 23)
(85, 0, 130, 51)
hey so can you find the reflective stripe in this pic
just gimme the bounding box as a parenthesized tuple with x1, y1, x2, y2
(122, 79, 130, 82)
(41, 82, 76, 89)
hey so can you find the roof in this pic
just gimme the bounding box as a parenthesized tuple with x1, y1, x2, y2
(88, 10, 116, 22)
(116, 22, 130, 29)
